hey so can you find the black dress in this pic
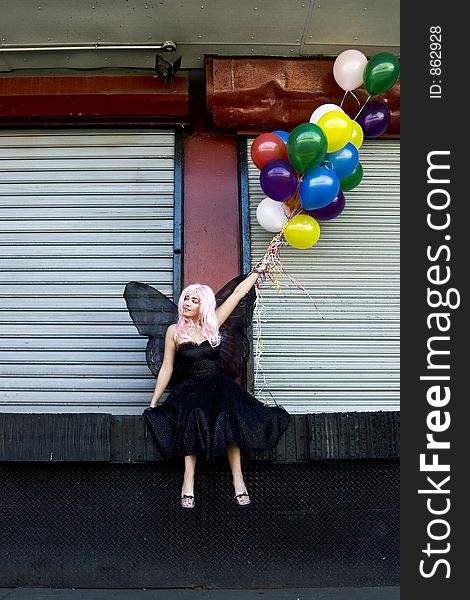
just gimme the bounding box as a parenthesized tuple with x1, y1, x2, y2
(123, 273, 291, 461)
(142, 339, 290, 460)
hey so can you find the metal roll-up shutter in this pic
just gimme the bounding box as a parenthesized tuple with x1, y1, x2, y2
(248, 139, 399, 413)
(0, 129, 176, 414)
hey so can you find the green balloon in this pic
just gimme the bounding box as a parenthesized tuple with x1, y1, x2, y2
(287, 123, 327, 174)
(363, 52, 400, 95)
(340, 162, 363, 191)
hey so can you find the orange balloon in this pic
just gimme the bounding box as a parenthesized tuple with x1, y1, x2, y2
(286, 192, 301, 213)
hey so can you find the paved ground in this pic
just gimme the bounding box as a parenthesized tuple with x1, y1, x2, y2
(0, 588, 399, 600)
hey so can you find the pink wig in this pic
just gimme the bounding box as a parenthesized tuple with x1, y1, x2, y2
(176, 284, 221, 347)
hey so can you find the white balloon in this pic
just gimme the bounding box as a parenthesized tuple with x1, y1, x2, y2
(333, 49, 368, 91)
(309, 103, 344, 124)
(256, 197, 289, 233)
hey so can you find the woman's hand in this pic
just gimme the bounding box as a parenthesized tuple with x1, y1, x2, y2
(252, 231, 285, 276)
(252, 255, 270, 275)
(251, 239, 276, 275)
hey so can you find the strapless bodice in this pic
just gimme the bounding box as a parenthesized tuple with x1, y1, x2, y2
(175, 340, 221, 377)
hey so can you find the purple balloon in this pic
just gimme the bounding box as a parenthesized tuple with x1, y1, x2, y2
(260, 160, 298, 202)
(306, 191, 346, 221)
(356, 100, 391, 138)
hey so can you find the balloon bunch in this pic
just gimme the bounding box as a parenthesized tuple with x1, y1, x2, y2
(252, 49, 400, 253)
(334, 49, 400, 138)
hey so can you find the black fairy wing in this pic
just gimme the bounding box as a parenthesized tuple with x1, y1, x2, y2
(123, 282, 183, 384)
(215, 274, 256, 380)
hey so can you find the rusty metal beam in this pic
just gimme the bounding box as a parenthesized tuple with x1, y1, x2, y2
(0, 74, 189, 125)
(206, 56, 400, 136)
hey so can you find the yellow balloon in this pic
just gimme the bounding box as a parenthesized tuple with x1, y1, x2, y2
(349, 120, 364, 150)
(317, 110, 353, 152)
(284, 214, 320, 249)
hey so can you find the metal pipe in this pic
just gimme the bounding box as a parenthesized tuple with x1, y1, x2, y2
(0, 41, 177, 52)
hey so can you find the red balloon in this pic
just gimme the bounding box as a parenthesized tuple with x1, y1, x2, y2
(250, 133, 288, 170)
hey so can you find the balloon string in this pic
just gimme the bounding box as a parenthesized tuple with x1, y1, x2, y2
(256, 224, 324, 319)
(253, 285, 280, 407)
(253, 288, 263, 388)
(349, 90, 361, 107)
(294, 174, 302, 198)
(289, 205, 304, 219)
(275, 247, 325, 320)
(339, 90, 348, 108)
(282, 203, 291, 219)
(354, 94, 372, 120)
(252, 221, 325, 405)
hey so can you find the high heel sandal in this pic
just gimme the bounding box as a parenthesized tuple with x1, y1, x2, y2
(234, 492, 251, 507)
(180, 494, 195, 509)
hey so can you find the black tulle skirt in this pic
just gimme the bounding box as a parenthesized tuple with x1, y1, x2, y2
(143, 371, 290, 461)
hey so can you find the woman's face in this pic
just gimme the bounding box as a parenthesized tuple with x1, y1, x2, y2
(183, 292, 200, 319)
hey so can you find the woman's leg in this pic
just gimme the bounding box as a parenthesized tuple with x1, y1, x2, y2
(181, 454, 197, 508)
(226, 444, 251, 505)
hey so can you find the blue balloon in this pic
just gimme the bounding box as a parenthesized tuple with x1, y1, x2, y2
(299, 165, 340, 210)
(272, 130, 290, 144)
(324, 142, 359, 180)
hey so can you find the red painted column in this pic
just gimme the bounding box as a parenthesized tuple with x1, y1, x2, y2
(183, 133, 240, 292)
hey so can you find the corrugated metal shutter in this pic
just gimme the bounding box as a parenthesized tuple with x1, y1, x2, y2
(0, 129, 176, 414)
(248, 139, 399, 413)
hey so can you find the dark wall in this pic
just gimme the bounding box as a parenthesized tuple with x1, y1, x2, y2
(0, 412, 399, 588)
(0, 412, 399, 463)
(0, 460, 398, 589)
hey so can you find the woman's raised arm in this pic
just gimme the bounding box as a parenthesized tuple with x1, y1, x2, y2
(215, 255, 269, 328)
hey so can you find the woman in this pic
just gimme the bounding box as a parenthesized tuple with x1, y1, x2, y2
(126, 258, 290, 509)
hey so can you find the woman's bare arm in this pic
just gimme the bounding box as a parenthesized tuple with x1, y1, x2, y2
(215, 269, 263, 328)
(149, 324, 177, 407)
